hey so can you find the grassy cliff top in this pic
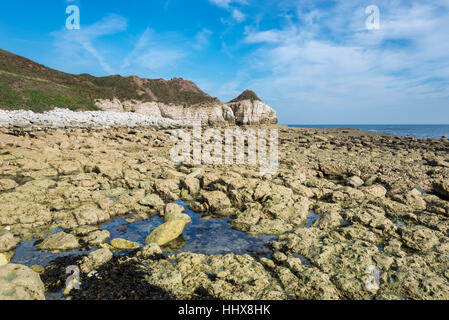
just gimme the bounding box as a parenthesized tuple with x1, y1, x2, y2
(0, 49, 219, 112)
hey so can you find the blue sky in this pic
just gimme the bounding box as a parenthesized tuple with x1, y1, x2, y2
(1, 0, 448, 124)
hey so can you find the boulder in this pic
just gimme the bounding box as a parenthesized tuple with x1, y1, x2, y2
(0, 264, 45, 300)
(164, 203, 192, 225)
(110, 238, 140, 251)
(182, 176, 201, 194)
(145, 220, 186, 246)
(346, 176, 364, 188)
(201, 190, 232, 213)
(80, 248, 113, 273)
(38, 231, 80, 251)
(0, 179, 18, 191)
(141, 243, 163, 259)
(363, 185, 387, 198)
(0, 253, 8, 266)
(139, 194, 165, 209)
(83, 230, 110, 246)
(0, 230, 19, 253)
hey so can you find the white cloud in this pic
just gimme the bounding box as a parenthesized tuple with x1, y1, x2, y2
(235, 0, 449, 123)
(52, 14, 127, 74)
(194, 29, 213, 50)
(209, 0, 247, 22)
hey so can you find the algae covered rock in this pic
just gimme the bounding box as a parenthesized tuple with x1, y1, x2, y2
(0, 264, 45, 300)
(37, 231, 80, 251)
(146, 220, 187, 246)
(110, 238, 140, 251)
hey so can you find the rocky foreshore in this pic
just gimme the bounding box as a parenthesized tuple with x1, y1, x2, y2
(1, 124, 449, 300)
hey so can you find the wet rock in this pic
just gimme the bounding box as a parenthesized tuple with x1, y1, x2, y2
(181, 176, 200, 195)
(80, 248, 113, 273)
(145, 220, 186, 246)
(164, 204, 192, 226)
(30, 265, 45, 274)
(139, 194, 165, 209)
(0, 264, 45, 300)
(230, 208, 261, 232)
(140, 243, 162, 259)
(201, 190, 232, 213)
(110, 238, 140, 251)
(83, 230, 110, 246)
(0, 230, 18, 252)
(38, 231, 80, 251)
(154, 179, 180, 201)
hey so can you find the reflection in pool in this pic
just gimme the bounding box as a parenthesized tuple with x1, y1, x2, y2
(11, 200, 277, 267)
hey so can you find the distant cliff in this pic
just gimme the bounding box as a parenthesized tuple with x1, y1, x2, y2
(0, 49, 277, 125)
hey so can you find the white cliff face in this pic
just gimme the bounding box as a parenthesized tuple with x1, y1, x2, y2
(95, 99, 162, 118)
(225, 99, 278, 125)
(94, 98, 276, 126)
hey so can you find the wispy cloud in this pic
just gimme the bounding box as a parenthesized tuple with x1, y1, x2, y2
(235, 0, 449, 122)
(52, 14, 127, 74)
(209, 0, 247, 22)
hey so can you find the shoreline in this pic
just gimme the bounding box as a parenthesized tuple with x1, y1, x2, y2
(1, 122, 449, 300)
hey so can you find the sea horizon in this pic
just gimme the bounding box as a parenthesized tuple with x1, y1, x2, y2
(285, 124, 449, 139)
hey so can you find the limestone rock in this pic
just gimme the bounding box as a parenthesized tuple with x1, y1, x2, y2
(0, 264, 45, 300)
(141, 243, 163, 259)
(0, 179, 18, 191)
(83, 230, 110, 246)
(164, 203, 191, 225)
(201, 190, 232, 213)
(110, 238, 140, 251)
(363, 185, 387, 198)
(347, 176, 364, 188)
(80, 248, 113, 273)
(0, 253, 8, 266)
(146, 220, 186, 246)
(182, 176, 200, 195)
(38, 231, 80, 251)
(0, 230, 18, 253)
(139, 194, 165, 208)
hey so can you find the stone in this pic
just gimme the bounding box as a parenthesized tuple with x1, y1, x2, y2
(0, 253, 8, 266)
(182, 176, 200, 194)
(110, 238, 140, 251)
(164, 203, 191, 225)
(83, 230, 110, 246)
(201, 190, 232, 213)
(363, 184, 387, 198)
(38, 231, 80, 251)
(80, 248, 113, 273)
(139, 194, 165, 208)
(146, 220, 187, 246)
(0, 264, 45, 300)
(141, 243, 163, 259)
(0, 179, 18, 191)
(346, 176, 364, 188)
(30, 265, 45, 274)
(0, 230, 18, 253)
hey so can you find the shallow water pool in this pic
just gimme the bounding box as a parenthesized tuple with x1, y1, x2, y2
(11, 200, 277, 267)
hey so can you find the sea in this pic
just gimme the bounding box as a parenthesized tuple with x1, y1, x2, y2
(287, 125, 449, 140)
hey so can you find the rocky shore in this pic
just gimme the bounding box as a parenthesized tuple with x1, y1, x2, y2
(1, 123, 449, 300)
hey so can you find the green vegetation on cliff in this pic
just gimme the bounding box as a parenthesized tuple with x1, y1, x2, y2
(0, 49, 218, 112)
